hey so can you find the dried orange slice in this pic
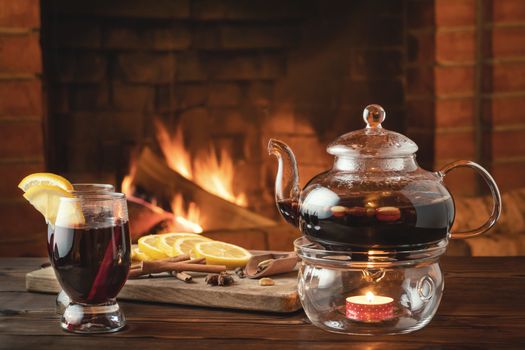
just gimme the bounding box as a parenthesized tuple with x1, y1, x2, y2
(193, 241, 251, 268)
(18, 173, 73, 192)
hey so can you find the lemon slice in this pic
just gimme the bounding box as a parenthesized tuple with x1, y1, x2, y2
(157, 232, 208, 257)
(138, 235, 168, 260)
(194, 241, 252, 268)
(23, 184, 76, 224)
(173, 236, 213, 257)
(54, 198, 85, 227)
(131, 245, 153, 262)
(131, 244, 139, 261)
(18, 173, 74, 192)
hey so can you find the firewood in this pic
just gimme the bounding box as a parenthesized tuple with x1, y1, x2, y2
(132, 147, 276, 232)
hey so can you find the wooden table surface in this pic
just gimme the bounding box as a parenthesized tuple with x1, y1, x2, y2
(0, 257, 524, 349)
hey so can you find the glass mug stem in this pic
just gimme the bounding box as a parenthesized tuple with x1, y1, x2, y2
(437, 160, 502, 239)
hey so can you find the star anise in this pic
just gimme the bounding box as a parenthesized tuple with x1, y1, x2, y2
(205, 272, 234, 286)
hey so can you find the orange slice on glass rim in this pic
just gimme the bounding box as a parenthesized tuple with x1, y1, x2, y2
(18, 172, 74, 192)
(23, 184, 81, 225)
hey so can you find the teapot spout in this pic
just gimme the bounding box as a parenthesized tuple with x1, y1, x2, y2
(268, 139, 301, 227)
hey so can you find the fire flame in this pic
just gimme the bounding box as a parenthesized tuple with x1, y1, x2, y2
(155, 121, 192, 179)
(155, 119, 247, 207)
(194, 147, 247, 206)
(171, 194, 203, 233)
(121, 158, 203, 234)
(121, 119, 246, 235)
(121, 175, 134, 197)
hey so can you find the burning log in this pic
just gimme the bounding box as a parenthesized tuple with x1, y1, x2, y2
(127, 199, 173, 240)
(131, 147, 276, 236)
(127, 194, 201, 240)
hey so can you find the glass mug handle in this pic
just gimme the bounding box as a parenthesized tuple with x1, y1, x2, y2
(438, 160, 502, 239)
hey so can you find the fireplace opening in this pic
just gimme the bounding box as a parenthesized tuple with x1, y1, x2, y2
(39, 0, 409, 247)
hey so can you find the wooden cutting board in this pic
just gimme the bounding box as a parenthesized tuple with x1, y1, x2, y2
(25, 267, 301, 313)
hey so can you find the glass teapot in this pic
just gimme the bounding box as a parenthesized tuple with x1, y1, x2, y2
(268, 104, 502, 251)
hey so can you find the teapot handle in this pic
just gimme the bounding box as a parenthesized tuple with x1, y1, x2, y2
(437, 160, 502, 239)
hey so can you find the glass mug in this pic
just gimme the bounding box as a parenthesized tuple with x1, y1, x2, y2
(70, 183, 114, 194)
(50, 184, 115, 315)
(47, 192, 131, 333)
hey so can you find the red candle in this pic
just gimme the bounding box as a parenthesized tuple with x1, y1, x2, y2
(346, 292, 394, 322)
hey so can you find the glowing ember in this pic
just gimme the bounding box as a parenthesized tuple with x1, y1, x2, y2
(155, 120, 247, 207)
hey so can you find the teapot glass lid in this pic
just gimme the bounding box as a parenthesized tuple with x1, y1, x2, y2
(326, 104, 418, 158)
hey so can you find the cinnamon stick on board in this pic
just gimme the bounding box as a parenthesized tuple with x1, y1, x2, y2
(129, 254, 193, 270)
(130, 254, 192, 271)
(173, 271, 193, 282)
(166, 254, 191, 263)
(128, 258, 226, 278)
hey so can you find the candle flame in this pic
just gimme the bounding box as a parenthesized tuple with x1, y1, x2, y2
(366, 292, 374, 302)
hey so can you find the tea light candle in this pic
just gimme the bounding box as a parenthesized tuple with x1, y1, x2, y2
(346, 292, 394, 322)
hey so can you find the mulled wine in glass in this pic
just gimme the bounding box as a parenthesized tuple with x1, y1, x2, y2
(50, 183, 115, 314)
(48, 192, 130, 333)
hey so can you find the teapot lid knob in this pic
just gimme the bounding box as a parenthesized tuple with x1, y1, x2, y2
(363, 104, 385, 128)
(327, 103, 418, 157)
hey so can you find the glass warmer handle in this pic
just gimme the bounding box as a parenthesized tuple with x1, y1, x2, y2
(438, 160, 502, 239)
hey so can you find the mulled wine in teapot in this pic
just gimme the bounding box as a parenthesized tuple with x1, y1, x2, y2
(269, 104, 501, 251)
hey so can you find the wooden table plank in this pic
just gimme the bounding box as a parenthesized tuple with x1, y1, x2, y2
(25, 266, 302, 313)
(0, 257, 524, 349)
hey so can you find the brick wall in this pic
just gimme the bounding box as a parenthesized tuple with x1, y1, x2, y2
(406, 0, 477, 194)
(487, 0, 525, 192)
(0, 0, 46, 256)
(406, 0, 525, 195)
(42, 0, 406, 218)
(3, 1, 521, 257)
